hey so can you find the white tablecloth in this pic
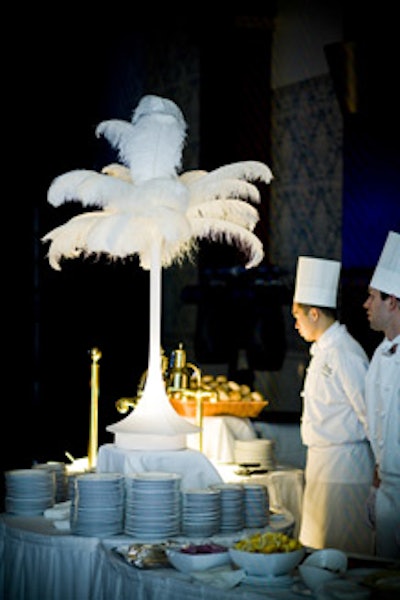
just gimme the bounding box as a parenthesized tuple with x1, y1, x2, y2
(186, 416, 257, 463)
(97, 445, 223, 489)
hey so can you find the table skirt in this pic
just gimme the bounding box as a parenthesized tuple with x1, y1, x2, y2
(0, 512, 296, 600)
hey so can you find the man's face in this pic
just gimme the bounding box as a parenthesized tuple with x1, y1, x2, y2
(363, 287, 390, 332)
(292, 302, 317, 342)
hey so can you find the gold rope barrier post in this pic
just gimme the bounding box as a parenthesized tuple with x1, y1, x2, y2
(88, 347, 102, 470)
(195, 389, 204, 452)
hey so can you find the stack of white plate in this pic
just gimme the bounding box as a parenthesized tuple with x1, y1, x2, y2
(181, 488, 221, 537)
(70, 472, 124, 537)
(32, 461, 68, 503)
(243, 483, 269, 528)
(210, 483, 245, 533)
(5, 469, 55, 516)
(234, 439, 276, 470)
(124, 472, 182, 540)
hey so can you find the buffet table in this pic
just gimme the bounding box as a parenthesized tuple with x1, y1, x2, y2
(0, 511, 297, 600)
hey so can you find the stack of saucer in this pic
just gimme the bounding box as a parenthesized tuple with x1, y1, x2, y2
(5, 469, 55, 516)
(234, 439, 276, 470)
(181, 488, 221, 537)
(124, 472, 182, 540)
(210, 483, 245, 533)
(242, 482, 269, 528)
(70, 472, 124, 537)
(32, 461, 68, 503)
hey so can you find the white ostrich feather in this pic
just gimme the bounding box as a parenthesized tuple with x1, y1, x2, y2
(48, 169, 134, 209)
(131, 94, 186, 128)
(96, 95, 186, 183)
(42, 212, 106, 270)
(188, 218, 264, 269)
(133, 178, 189, 212)
(187, 199, 259, 230)
(202, 160, 273, 185)
(186, 177, 262, 206)
(84, 214, 151, 257)
(152, 216, 264, 271)
(101, 163, 132, 182)
(178, 169, 208, 185)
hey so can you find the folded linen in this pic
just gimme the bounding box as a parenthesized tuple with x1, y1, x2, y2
(191, 566, 246, 589)
(53, 520, 71, 531)
(44, 500, 71, 520)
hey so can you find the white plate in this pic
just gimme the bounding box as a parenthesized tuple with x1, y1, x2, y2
(130, 472, 181, 481)
(76, 473, 123, 481)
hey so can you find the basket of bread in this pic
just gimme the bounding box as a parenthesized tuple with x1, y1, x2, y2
(169, 374, 268, 418)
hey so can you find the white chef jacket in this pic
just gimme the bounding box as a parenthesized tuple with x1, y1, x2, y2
(365, 334, 400, 559)
(299, 322, 375, 554)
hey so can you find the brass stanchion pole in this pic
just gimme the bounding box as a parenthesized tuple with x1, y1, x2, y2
(88, 347, 102, 470)
(195, 390, 204, 452)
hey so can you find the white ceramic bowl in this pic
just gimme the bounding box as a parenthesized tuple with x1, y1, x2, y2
(228, 546, 306, 577)
(298, 564, 341, 592)
(303, 548, 348, 573)
(299, 549, 348, 593)
(166, 547, 230, 573)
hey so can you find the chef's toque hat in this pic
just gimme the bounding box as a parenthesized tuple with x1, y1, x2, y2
(370, 230, 400, 297)
(294, 256, 341, 308)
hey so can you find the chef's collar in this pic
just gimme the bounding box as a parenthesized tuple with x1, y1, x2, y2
(310, 321, 340, 355)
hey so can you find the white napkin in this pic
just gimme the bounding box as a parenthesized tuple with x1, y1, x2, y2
(44, 501, 71, 520)
(53, 520, 71, 531)
(191, 566, 246, 589)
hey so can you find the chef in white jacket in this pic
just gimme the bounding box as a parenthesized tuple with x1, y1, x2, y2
(292, 256, 375, 554)
(363, 230, 400, 559)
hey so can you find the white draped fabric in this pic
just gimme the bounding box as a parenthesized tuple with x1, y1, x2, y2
(186, 416, 257, 462)
(0, 513, 296, 600)
(96, 446, 223, 489)
(1, 517, 99, 600)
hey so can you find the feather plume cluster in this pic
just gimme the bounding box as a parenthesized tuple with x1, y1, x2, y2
(42, 94, 273, 271)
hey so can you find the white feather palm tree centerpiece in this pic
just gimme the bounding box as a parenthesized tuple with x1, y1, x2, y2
(42, 94, 273, 450)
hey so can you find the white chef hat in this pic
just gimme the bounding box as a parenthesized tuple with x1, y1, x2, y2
(369, 230, 400, 297)
(294, 256, 341, 308)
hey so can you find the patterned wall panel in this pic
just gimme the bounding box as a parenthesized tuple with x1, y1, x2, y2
(269, 74, 343, 278)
